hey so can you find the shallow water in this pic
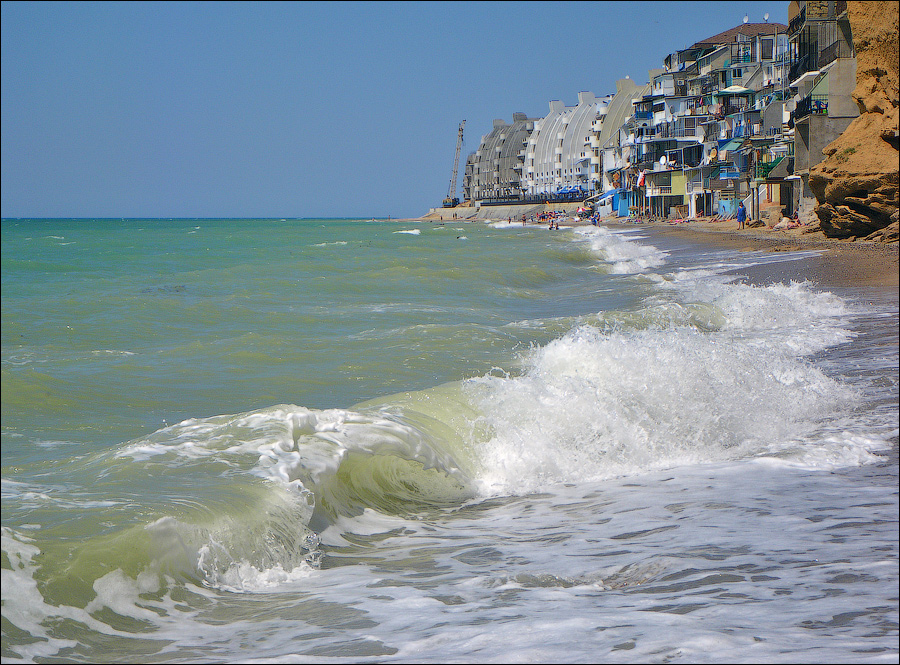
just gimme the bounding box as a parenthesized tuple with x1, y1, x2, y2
(2, 218, 897, 663)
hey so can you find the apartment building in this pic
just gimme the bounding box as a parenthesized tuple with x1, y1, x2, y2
(464, 113, 536, 203)
(787, 0, 857, 221)
(523, 92, 608, 201)
(459, 6, 858, 223)
(633, 22, 791, 219)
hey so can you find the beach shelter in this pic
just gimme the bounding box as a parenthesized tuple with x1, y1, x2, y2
(716, 85, 751, 95)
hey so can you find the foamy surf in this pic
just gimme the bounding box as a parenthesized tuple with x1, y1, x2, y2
(3, 217, 895, 663)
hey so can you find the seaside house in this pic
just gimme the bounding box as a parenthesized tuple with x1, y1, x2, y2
(627, 20, 790, 219)
(786, 0, 857, 222)
(595, 78, 648, 216)
(456, 4, 862, 230)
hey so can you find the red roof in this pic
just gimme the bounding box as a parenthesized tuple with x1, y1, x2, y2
(691, 22, 788, 48)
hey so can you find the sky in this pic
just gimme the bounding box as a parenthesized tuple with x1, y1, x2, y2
(1, 1, 788, 219)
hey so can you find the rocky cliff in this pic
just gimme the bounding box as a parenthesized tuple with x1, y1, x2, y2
(808, 0, 899, 242)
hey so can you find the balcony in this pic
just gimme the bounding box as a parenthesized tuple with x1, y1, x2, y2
(755, 155, 785, 179)
(647, 185, 672, 196)
(719, 167, 741, 179)
(788, 5, 806, 35)
(795, 94, 829, 119)
(685, 178, 703, 193)
(673, 126, 702, 138)
(817, 40, 853, 68)
(722, 103, 750, 117)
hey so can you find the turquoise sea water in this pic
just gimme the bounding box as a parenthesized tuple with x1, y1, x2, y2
(2, 217, 898, 663)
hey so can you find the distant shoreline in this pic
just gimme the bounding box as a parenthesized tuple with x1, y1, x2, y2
(410, 207, 898, 289)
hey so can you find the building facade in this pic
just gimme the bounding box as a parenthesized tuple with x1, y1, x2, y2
(787, 0, 857, 221)
(465, 113, 536, 203)
(459, 7, 859, 227)
(523, 92, 608, 201)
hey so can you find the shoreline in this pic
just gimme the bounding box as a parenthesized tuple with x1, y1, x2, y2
(608, 218, 899, 289)
(410, 211, 898, 290)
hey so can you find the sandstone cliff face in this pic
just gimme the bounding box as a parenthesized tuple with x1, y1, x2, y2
(809, 1, 899, 242)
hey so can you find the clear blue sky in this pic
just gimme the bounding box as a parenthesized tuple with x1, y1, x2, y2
(2, 1, 787, 219)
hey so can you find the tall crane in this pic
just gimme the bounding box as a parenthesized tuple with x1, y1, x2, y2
(443, 120, 465, 207)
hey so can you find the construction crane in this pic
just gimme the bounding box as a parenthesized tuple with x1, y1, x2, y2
(443, 120, 465, 207)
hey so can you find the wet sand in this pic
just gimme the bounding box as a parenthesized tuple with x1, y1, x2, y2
(605, 219, 899, 289)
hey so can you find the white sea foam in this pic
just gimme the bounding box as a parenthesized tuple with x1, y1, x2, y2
(575, 225, 669, 273)
(4, 218, 895, 663)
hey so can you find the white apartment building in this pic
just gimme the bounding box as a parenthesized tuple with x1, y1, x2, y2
(523, 91, 607, 200)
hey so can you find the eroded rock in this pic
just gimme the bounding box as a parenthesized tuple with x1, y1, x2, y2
(810, 1, 899, 242)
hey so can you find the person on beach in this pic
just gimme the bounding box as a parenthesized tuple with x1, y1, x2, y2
(737, 201, 747, 230)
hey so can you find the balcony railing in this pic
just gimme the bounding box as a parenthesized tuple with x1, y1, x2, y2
(722, 103, 750, 116)
(755, 155, 785, 179)
(795, 94, 829, 119)
(673, 127, 702, 138)
(818, 40, 853, 68)
(789, 5, 806, 35)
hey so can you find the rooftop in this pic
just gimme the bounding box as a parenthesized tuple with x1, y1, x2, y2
(690, 22, 788, 49)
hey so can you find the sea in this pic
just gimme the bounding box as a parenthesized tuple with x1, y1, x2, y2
(2, 217, 897, 664)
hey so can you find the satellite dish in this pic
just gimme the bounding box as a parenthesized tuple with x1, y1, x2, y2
(709, 147, 718, 162)
(660, 155, 667, 165)
(743, 14, 749, 23)
(764, 12, 769, 22)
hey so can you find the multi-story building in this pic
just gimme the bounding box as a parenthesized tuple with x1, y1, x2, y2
(459, 7, 858, 226)
(787, 0, 857, 221)
(628, 21, 790, 219)
(596, 77, 652, 216)
(523, 92, 607, 201)
(466, 113, 536, 203)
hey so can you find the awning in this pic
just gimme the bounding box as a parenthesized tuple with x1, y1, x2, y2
(716, 85, 751, 95)
(597, 188, 622, 202)
(718, 138, 745, 152)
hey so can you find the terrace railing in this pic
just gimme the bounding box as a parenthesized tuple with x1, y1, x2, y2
(789, 6, 806, 35)
(795, 94, 829, 119)
(817, 40, 853, 68)
(755, 155, 785, 179)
